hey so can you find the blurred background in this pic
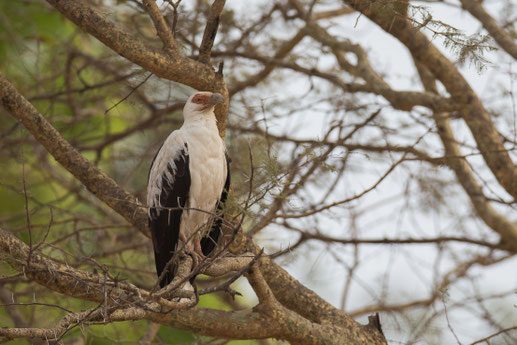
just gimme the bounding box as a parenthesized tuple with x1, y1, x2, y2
(0, 0, 516, 344)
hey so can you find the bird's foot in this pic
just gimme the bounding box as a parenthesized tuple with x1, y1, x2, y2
(194, 241, 204, 258)
(184, 242, 205, 268)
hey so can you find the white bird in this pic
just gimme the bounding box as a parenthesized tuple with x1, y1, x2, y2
(147, 91, 230, 287)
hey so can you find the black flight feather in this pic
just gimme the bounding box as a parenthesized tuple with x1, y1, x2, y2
(148, 146, 190, 288)
(148, 147, 230, 288)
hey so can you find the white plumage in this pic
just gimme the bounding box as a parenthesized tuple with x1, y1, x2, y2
(147, 91, 230, 287)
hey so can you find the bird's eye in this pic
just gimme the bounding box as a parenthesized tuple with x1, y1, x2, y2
(192, 95, 202, 103)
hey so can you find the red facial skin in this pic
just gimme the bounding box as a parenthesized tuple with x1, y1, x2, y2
(190, 92, 224, 112)
(191, 94, 211, 105)
(191, 93, 215, 111)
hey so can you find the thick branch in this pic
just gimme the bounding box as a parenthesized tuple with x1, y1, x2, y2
(0, 309, 93, 342)
(0, 227, 185, 309)
(44, 0, 211, 90)
(201, 254, 254, 276)
(0, 304, 282, 342)
(244, 258, 385, 345)
(0, 227, 279, 340)
(232, 233, 387, 344)
(246, 266, 279, 307)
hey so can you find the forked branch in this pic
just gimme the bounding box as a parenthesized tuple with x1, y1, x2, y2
(199, 0, 226, 64)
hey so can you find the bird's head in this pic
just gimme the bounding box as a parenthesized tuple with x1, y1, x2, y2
(184, 91, 224, 115)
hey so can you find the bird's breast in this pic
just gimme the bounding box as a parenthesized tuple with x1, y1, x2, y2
(181, 127, 226, 236)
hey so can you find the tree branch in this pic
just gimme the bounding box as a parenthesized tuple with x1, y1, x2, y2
(0, 225, 385, 344)
(45, 0, 229, 135)
(414, 61, 517, 251)
(142, 0, 177, 53)
(232, 233, 387, 344)
(342, 0, 517, 204)
(0, 303, 283, 343)
(199, 0, 226, 64)
(45, 0, 211, 90)
(218, 49, 458, 111)
(460, 0, 517, 60)
(0, 72, 149, 235)
(0, 227, 278, 341)
(288, 231, 503, 249)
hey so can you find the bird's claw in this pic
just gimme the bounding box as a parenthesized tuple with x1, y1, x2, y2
(184, 242, 205, 268)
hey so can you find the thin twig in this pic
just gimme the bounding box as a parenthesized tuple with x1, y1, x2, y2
(32, 207, 53, 253)
(21, 149, 33, 267)
(164, 0, 182, 36)
(441, 292, 462, 345)
(470, 326, 517, 345)
(105, 73, 153, 115)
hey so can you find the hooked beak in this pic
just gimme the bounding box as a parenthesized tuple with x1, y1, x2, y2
(211, 93, 224, 105)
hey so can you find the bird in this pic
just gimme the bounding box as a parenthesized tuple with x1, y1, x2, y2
(147, 91, 230, 288)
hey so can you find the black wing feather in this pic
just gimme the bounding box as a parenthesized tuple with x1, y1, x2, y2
(200, 152, 231, 256)
(148, 146, 190, 288)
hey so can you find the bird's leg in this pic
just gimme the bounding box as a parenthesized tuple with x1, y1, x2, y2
(194, 240, 204, 258)
(190, 236, 206, 266)
(187, 247, 204, 269)
(180, 233, 204, 267)
(179, 232, 191, 251)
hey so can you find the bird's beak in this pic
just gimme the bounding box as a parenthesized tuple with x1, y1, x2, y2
(211, 93, 224, 105)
